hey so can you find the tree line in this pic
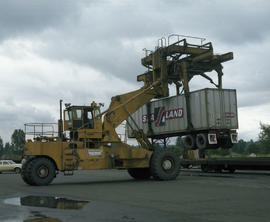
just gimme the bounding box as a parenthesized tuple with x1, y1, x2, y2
(0, 129, 25, 157)
(0, 123, 270, 159)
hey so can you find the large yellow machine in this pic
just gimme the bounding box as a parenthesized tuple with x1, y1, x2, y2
(21, 36, 232, 185)
(22, 79, 181, 185)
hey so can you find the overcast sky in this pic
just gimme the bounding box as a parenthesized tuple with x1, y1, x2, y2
(0, 0, 270, 143)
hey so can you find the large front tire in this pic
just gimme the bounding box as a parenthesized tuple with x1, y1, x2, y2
(150, 149, 180, 180)
(127, 168, 151, 180)
(21, 157, 56, 186)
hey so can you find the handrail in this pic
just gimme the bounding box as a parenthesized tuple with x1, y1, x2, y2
(168, 34, 206, 46)
(24, 123, 58, 139)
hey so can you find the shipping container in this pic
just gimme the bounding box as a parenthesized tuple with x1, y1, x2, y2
(127, 88, 238, 138)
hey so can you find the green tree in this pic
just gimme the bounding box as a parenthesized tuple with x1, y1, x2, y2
(258, 123, 270, 154)
(0, 136, 3, 156)
(11, 129, 25, 155)
(4, 142, 11, 155)
(206, 147, 230, 157)
(245, 140, 259, 154)
(259, 123, 270, 141)
(231, 139, 247, 154)
(174, 137, 185, 157)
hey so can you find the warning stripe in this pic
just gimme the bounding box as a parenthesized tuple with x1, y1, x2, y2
(154, 106, 165, 127)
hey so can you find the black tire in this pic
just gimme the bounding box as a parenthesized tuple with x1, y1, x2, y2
(182, 135, 196, 150)
(196, 134, 207, 149)
(150, 149, 180, 180)
(127, 168, 151, 180)
(21, 157, 56, 186)
(14, 167, 21, 174)
(21, 158, 34, 185)
(197, 133, 220, 150)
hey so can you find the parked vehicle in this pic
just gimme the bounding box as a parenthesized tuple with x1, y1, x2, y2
(0, 160, 22, 174)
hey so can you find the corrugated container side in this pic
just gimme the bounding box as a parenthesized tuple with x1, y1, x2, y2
(190, 89, 207, 129)
(127, 88, 238, 138)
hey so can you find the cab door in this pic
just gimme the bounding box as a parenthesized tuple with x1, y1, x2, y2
(78, 108, 102, 139)
(72, 109, 83, 129)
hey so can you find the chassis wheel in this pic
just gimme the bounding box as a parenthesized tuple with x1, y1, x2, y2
(196, 134, 207, 149)
(14, 167, 21, 174)
(150, 149, 180, 180)
(127, 168, 151, 180)
(21, 157, 56, 186)
(182, 135, 197, 150)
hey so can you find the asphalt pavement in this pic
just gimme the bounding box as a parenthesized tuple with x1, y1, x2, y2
(0, 169, 270, 222)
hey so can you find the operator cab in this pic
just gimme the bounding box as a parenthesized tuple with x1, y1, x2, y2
(63, 101, 102, 140)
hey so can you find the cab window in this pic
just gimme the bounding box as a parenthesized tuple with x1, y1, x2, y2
(65, 111, 69, 120)
(64, 110, 73, 120)
(83, 110, 94, 129)
(87, 111, 93, 119)
(72, 109, 82, 119)
(93, 109, 100, 119)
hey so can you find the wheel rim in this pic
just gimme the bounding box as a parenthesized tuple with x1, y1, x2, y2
(162, 159, 172, 170)
(37, 165, 49, 178)
(162, 157, 175, 172)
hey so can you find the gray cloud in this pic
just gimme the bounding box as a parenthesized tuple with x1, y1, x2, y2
(0, 0, 270, 142)
(0, 0, 82, 41)
(31, 0, 270, 83)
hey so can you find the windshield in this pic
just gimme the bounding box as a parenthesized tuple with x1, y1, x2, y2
(73, 109, 82, 119)
(65, 109, 82, 120)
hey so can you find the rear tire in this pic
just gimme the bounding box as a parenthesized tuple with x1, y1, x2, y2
(21, 157, 56, 186)
(150, 149, 180, 180)
(127, 168, 151, 180)
(196, 134, 207, 149)
(182, 135, 196, 150)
